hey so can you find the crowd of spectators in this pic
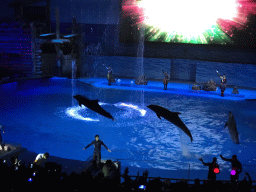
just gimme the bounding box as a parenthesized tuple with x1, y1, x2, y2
(0, 155, 255, 192)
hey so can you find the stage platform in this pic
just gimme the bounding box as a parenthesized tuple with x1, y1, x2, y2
(78, 77, 256, 101)
(79, 156, 121, 178)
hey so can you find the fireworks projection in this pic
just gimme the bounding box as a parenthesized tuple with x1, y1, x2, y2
(120, 0, 256, 45)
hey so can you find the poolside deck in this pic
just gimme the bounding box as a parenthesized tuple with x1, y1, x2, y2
(78, 77, 256, 101)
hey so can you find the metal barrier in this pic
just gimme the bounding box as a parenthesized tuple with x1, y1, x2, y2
(102, 157, 256, 184)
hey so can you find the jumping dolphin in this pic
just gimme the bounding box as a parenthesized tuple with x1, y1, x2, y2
(73, 95, 115, 121)
(147, 105, 193, 142)
(225, 111, 239, 144)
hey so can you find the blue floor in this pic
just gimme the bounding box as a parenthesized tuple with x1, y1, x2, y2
(79, 77, 256, 101)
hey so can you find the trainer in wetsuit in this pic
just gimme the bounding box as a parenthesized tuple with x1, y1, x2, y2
(83, 135, 111, 166)
(105, 66, 113, 85)
(216, 70, 227, 97)
(199, 157, 219, 181)
(220, 155, 242, 186)
(162, 69, 169, 90)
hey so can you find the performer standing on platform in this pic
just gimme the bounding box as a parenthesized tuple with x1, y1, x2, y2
(216, 70, 227, 97)
(107, 66, 113, 86)
(104, 65, 114, 86)
(83, 135, 111, 167)
(199, 157, 219, 181)
(162, 69, 169, 90)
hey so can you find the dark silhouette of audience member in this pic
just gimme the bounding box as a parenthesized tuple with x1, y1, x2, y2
(0, 153, 254, 192)
(0, 125, 4, 152)
(102, 159, 113, 178)
(162, 179, 172, 192)
(199, 157, 219, 181)
(137, 170, 149, 187)
(146, 177, 163, 192)
(122, 167, 134, 190)
(220, 155, 242, 186)
(175, 179, 189, 191)
(10, 156, 21, 170)
(238, 172, 252, 192)
(33, 152, 49, 167)
(122, 167, 130, 181)
(191, 178, 204, 192)
(102, 159, 119, 182)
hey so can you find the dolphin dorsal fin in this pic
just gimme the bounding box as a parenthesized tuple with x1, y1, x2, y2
(172, 112, 181, 115)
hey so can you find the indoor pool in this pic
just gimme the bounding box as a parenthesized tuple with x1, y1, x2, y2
(0, 78, 256, 180)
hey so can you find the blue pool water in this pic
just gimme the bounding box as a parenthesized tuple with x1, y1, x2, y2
(0, 78, 256, 180)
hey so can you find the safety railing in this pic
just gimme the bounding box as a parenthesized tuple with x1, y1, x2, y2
(101, 157, 256, 184)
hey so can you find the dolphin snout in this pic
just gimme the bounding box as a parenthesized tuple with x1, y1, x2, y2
(73, 95, 80, 99)
(146, 105, 154, 110)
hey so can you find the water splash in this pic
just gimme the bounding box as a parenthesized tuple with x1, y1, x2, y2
(116, 102, 147, 116)
(137, 23, 145, 109)
(66, 102, 147, 122)
(71, 59, 77, 106)
(66, 105, 99, 122)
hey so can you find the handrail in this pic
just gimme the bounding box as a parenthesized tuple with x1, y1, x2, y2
(102, 157, 189, 165)
(102, 157, 256, 183)
(122, 175, 256, 184)
(122, 175, 229, 182)
(102, 157, 256, 168)
(85, 155, 92, 162)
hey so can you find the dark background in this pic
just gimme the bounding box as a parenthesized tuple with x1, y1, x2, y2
(0, 0, 256, 65)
